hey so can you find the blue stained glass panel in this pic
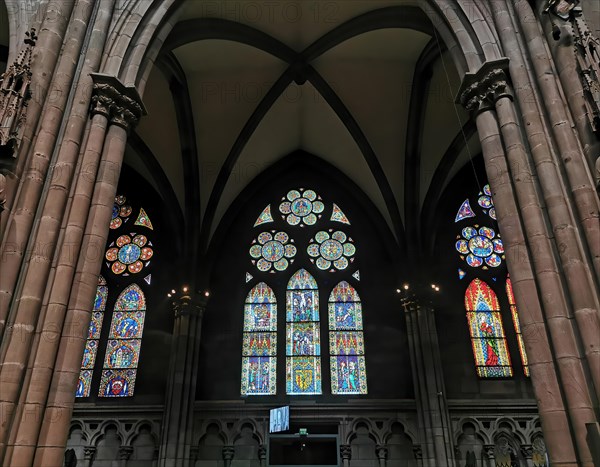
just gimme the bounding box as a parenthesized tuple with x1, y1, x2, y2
(286, 323, 321, 356)
(244, 303, 277, 331)
(328, 301, 363, 330)
(109, 311, 145, 339)
(76, 370, 92, 397)
(104, 339, 141, 369)
(329, 331, 364, 355)
(286, 290, 319, 322)
(242, 332, 277, 356)
(331, 355, 367, 394)
(241, 356, 277, 395)
(287, 269, 318, 290)
(114, 284, 146, 311)
(87, 312, 104, 339)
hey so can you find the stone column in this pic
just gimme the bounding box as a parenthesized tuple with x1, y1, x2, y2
(376, 444, 388, 467)
(158, 292, 207, 467)
(520, 445, 533, 467)
(401, 286, 455, 467)
(458, 59, 595, 467)
(222, 445, 235, 467)
(340, 444, 351, 467)
(413, 445, 423, 467)
(31, 75, 144, 467)
(490, 0, 600, 414)
(83, 446, 96, 467)
(119, 445, 134, 467)
(258, 445, 267, 467)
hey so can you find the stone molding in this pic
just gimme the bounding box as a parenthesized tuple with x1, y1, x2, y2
(89, 73, 146, 131)
(340, 444, 352, 460)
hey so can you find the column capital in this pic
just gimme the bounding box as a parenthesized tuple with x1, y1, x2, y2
(457, 58, 512, 114)
(483, 444, 495, 460)
(258, 444, 267, 460)
(397, 282, 441, 311)
(83, 446, 96, 460)
(171, 294, 206, 319)
(413, 445, 423, 460)
(520, 444, 533, 459)
(222, 445, 235, 460)
(89, 73, 146, 131)
(375, 444, 388, 459)
(190, 446, 200, 461)
(118, 445, 134, 460)
(340, 444, 352, 460)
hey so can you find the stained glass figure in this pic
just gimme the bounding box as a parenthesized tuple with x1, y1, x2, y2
(352, 270, 360, 281)
(331, 203, 351, 225)
(110, 195, 132, 230)
(506, 277, 530, 376)
(279, 188, 324, 226)
(250, 230, 296, 272)
(99, 284, 146, 397)
(76, 275, 108, 398)
(465, 279, 512, 377)
(254, 205, 274, 227)
(455, 199, 476, 222)
(134, 207, 154, 230)
(456, 225, 504, 269)
(307, 230, 355, 271)
(99, 369, 136, 397)
(328, 282, 367, 394)
(242, 283, 277, 395)
(286, 270, 321, 394)
(106, 233, 153, 276)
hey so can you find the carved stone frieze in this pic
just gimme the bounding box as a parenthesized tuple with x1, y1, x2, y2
(118, 445, 134, 460)
(0, 28, 36, 160)
(572, 15, 600, 132)
(89, 73, 146, 131)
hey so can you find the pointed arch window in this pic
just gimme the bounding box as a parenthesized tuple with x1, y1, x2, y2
(329, 281, 367, 394)
(98, 284, 146, 396)
(286, 269, 322, 395)
(506, 277, 529, 376)
(465, 279, 512, 377)
(76, 275, 107, 397)
(241, 282, 277, 395)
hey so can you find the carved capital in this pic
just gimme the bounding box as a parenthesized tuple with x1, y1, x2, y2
(90, 73, 146, 131)
(118, 445, 134, 460)
(172, 295, 205, 319)
(258, 444, 267, 460)
(222, 445, 235, 460)
(190, 446, 200, 461)
(83, 446, 96, 460)
(520, 444, 533, 459)
(375, 444, 388, 459)
(457, 59, 512, 115)
(483, 444, 495, 460)
(413, 445, 423, 460)
(340, 444, 352, 460)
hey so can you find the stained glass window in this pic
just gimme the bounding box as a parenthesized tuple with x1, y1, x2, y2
(506, 277, 529, 376)
(455, 199, 476, 222)
(105, 233, 153, 276)
(279, 189, 324, 226)
(111, 195, 132, 229)
(99, 284, 146, 397)
(329, 282, 367, 394)
(286, 269, 322, 394)
(478, 184, 496, 220)
(464, 279, 512, 377)
(456, 225, 504, 269)
(76, 275, 107, 398)
(241, 282, 277, 395)
(331, 203, 350, 225)
(254, 205, 274, 227)
(307, 230, 355, 271)
(249, 231, 296, 272)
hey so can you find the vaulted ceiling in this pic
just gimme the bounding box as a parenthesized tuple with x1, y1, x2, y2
(130, 1, 481, 258)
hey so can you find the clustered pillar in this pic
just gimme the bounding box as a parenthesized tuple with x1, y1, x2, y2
(458, 57, 599, 466)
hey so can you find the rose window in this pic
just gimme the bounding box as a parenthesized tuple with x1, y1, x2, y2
(307, 230, 355, 271)
(106, 234, 153, 275)
(477, 184, 496, 220)
(455, 225, 504, 268)
(250, 231, 296, 272)
(110, 195, 132, 230)
(279, 189, 325, 226)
